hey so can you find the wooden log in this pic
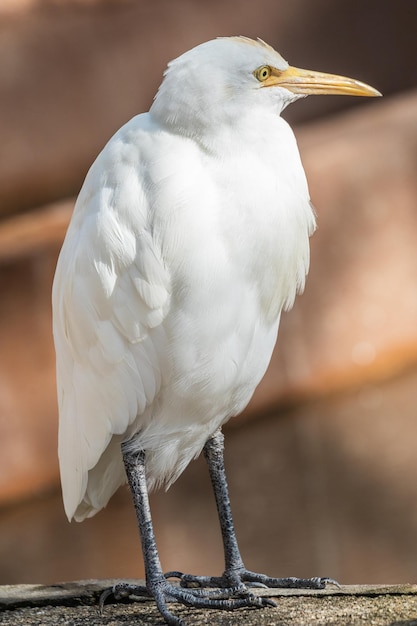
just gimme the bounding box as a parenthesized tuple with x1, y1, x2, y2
(1, 581, 417, 625)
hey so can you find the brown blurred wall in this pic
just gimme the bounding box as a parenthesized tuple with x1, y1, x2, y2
(0, 0, 415, 217)
(1, 0, 417, 587)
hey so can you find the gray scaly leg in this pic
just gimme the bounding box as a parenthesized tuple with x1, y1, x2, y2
(100, 442, 273, 626)
(169, 428, 337, 592)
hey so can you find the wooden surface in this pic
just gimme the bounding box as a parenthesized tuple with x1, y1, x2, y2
(2, 581, 417, 625)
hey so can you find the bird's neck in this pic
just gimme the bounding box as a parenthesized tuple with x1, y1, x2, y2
(150, 97, 282, 156)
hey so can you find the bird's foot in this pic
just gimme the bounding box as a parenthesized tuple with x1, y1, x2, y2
(239, 571, 340, 590)
(166, 568, 339, 591)
(100, 577, 275, 626)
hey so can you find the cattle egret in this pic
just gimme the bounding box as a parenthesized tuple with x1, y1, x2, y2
(52, 36, 380, 625)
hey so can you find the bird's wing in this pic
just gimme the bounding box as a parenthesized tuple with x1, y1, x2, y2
(52, 123, 171, 520)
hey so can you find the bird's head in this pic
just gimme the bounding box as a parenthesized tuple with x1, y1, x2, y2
(151, 37, 380, 142)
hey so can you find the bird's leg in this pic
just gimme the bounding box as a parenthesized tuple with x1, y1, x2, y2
(171, 428, 336, 592)
(100, 443, 273, 626)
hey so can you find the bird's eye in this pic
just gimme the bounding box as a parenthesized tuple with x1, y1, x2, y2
(254, 65, 272, 82)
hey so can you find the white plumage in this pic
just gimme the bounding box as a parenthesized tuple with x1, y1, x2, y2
(52, 36, 379, 525)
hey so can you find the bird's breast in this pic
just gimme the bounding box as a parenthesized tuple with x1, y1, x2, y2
(208, 133, 315, 321)
(148, 129, 314, 420)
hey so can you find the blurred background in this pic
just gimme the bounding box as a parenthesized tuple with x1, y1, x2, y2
(1, 0, 417, 588)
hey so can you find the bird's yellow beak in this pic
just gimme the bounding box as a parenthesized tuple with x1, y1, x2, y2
(265, 65, 381, 97)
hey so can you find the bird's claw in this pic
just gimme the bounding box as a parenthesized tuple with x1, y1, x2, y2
(99, 582, 150, 614)
(319, 577, 342, 589)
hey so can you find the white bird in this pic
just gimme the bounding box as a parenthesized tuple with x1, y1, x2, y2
(52, 36, 380, 625)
